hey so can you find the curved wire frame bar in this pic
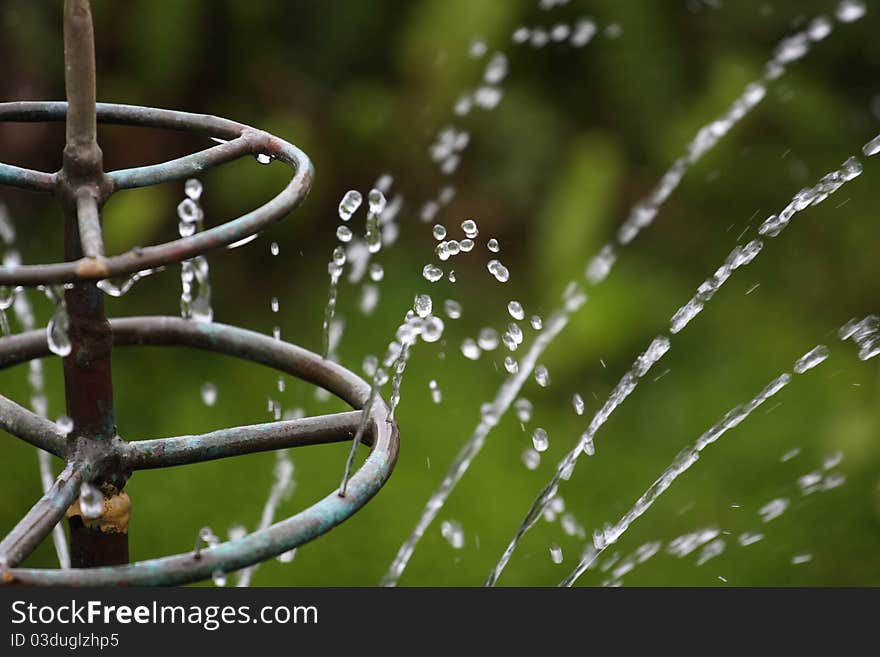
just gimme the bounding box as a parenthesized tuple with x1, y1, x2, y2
(0, 317, 399, 586)
(0, 101, 314, 286)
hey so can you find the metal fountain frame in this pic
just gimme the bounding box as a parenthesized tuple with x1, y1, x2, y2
(0, 0, 398, 586)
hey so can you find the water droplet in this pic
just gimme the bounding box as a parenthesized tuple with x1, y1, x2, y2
(522, 448, 540, 470)
(807, 15, 833, 41)
(338, 190, 363, 221)
(444, 299, 462, 319)
(487, 259, 510, 282)
(200, 382, 218, 406)
(441, 520, 465, 548)
(461, 338, 481, 360)
(336, 225, 353, 242)
(184, 178, 203, 201)
(487, 238, 500, 252)
(791, 553, 812, 565)
(532, 427, 549, 452)
(461, 219, 478, 238)
(469, 39, 487, 58)
(368, 188, 387, 215)
(278, 549, 297, 563)
(46, 287, 71, 357)
(863, 134, 880, 157)
(433, 224, 447, 240)
(448, 270, 457, 283)
(255, 153, 272, 165)
(477, 327, 499, 351)
(56, 415, 73, 436)
(414, 294, 433, 318)
(507, 300, 525, 320)
(571, 18, 597, 46)
(270, 241, 280, 256)
(551, 23, 571, 41)
(369, 263, 384, 282)
(836, 0, 866, 23)
(793, 345, 829, 373)
(79, 482, 103, 519)
(484, 53, 508, 84)
(270, 297, 279, 313)
(504, 356, 519, 373)
(550, 544, 563, 564)
(759, 497, 789, 523)
(177, 198, 202, 225)
(572, 393, 585, 415)
(459, 238, 474, 252)
(429, 379, 442, 404)
(515, 398, 533, 423)
(423, 264, 444, 283)
(534, 365, 550, 387)
(212, 570, 227, 586)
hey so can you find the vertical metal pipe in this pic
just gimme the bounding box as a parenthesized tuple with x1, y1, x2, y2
(60, 0, 128, 567)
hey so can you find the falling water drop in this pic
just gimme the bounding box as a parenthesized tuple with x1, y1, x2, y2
(534, 365, 550, 387)
(793, 345, 829, 373)
(477, 327, 499, 351)
(369, 263, 385, 281)
(532, 428, 549, 452)
(201, 382, 218, 406)
(433, 225, 447, 240)
(522, 448, 540, 470)
(461, 219, 478, 238)
(56, 415, 73, 436)
(270, 241, 280, 256)
(338, 190, 362, 221)
(423, 264, 444, 282)
(836, 0, 866, 23)
(487, 238, 500, 252)
(270, 297, 280, 313)
(504, 356, 519, 373)
(863, 134, 880, 157)
(487, 259, 510, 282)
(444, 299, 462, 319)
(530, 315, 543, 330)
(429, 379, 442, 404)
(79, 483, 103, 519)
(337, 225, 353, 242)
(461, 338, 481, 360)
(550, 544, 564, 564)
(414, 294, 433, 318)
(440, 520, 465, 549)
(514, 398, 532, 423)
(572, 393, 585, 415)
(184, 178, 203, 201)
(507, 300, 525, 320)
(212, 570, 227, 587)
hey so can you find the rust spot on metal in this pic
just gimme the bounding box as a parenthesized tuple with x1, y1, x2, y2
(74, 256, 109, 278)
(66, 490, 130, 534)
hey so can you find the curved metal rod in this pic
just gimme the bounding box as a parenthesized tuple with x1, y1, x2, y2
(0, 393, 67, 457)
(1, 317, 399, 586)
(0, 462, 83, 568)
(0, 162, 57, 193)
(127, 410, 368, 470)
(0, 101, 246, 141)
(109, 135, 252, 191)
(0, 102, 313, 286)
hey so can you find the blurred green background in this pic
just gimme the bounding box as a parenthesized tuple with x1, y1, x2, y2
(1, 0, 879, 586)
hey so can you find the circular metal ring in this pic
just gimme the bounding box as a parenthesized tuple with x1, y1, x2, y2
(0, 101, 314, 286)
(3, 317, 398, 586)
